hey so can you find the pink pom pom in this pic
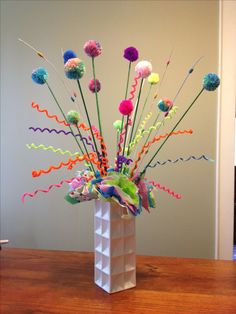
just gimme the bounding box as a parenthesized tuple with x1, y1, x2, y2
(88, 79, 101, 93)
(84, 40, 102, 58)
(119, 100, 134, 116)
(135, 60, 152, 78)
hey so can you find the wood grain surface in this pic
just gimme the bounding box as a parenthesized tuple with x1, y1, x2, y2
(1, 248, 236, 313)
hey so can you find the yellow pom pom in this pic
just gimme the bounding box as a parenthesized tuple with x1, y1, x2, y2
(148, 73, 160, 85)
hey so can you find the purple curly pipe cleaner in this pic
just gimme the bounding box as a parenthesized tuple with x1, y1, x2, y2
(29, 126, 96, 153)
(115, 155, 133, 171)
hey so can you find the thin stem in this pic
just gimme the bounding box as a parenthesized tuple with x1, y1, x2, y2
(45, 81, 84, 156)
(125, 62, 132, 99)
(140, 88, 205, 177)
(133, 84, 152, 140)
(92, 57, 102, 136)
(76, 80, 101, 163)
(127, 78, 144, 155)
(122, 115, 130, 158)
(75, 125, 96, 174)
(120, 61, 132, 141)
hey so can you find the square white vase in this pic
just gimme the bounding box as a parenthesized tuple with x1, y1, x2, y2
(94, 199, 136, 293)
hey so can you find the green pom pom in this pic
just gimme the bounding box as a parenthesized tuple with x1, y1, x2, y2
(113, 120, 122, 131)
(66, 110, 80, 125)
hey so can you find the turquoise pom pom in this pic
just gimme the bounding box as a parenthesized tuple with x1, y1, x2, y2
(203, 73, 220, 91)
(64, 58, 85, 80)
(157, 98, 173, 112)
(31, 67, 48, 85)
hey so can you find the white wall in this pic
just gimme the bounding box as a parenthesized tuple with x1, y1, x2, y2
(0, 0, 219, 258)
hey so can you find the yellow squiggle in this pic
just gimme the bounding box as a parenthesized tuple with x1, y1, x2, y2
(138, 111, 153, 134)
(129, 106, 178, 150)
(26, 143, 80, 157)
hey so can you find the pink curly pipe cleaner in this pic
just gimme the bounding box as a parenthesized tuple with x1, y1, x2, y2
(128, 73, 141, 101)
(148, 180, 183, 199)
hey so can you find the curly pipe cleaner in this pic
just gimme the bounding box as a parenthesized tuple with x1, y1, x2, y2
(32, 152, 103, 178)
(115, 118, 132, 167)
(148, 154, 214, 168)
(78, 123, 109, 174)
(26, 143, 80, 157)
(31, 102, 70, 127)
(21, 175, 93, 203)
(120, 73, 141, 141)
(115, 155, 133, 171)
(31, 103, 97, 153)
(28, 126, 96, 153)
(148, 180, 182, 199)
(21, 178, 74, 203)
(129, 106, 178, 151)
(130, 129, 193, 179)
(32, 101, 98, 133)
(128, 73, 141, 101)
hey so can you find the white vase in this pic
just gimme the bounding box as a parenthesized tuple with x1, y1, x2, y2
(94, 199, 136, 293)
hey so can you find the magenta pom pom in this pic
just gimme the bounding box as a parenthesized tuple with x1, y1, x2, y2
(89, 79, 101, 93)
(119, 100, 134, 116)
(135, 60, 152, 78)
(84, 40, 102, 58)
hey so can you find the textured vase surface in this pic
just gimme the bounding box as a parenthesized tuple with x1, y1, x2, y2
(94, 199, 136, 293)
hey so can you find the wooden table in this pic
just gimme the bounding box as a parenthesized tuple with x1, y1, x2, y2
(1, 248, 236, 313)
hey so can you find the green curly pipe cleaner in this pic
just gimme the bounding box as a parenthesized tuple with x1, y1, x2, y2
(26, 143, 80, 157)
(128, 106, 178, 152)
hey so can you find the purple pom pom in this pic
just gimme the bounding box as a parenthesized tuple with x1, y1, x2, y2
(89, 79, 101, 93)
(123, 47, 139, 62)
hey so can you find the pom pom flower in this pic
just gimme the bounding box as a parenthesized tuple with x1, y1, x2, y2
(119, 100, 134, 116)
(84, 40, 102, 58)
(203, 73, 220, 91)
(113, 120, 122, 131)
(64, 58, 85, 80)
(148, 73, 160, 85)
(31, 67, 48, 85)
(158, 98, 173, 112)
(123, 47, 139, 62)
(63, 50, 77, 64)
(135, 60, 152, 78)
(89, 79, 101, 93)
(66, 110, 80, 125)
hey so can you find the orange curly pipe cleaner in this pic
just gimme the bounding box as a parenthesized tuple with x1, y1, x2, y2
(31, 102, 70, 127)
(78, 123, 109, 175)
(32, 152, 103, 178)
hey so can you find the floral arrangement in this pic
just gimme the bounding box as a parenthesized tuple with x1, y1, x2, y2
(21, 39, 220, 218)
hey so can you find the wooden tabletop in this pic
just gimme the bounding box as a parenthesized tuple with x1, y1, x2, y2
(1, 248, 236, 313)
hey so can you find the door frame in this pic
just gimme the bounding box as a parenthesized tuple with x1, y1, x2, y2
(215, 0, 236, 260)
